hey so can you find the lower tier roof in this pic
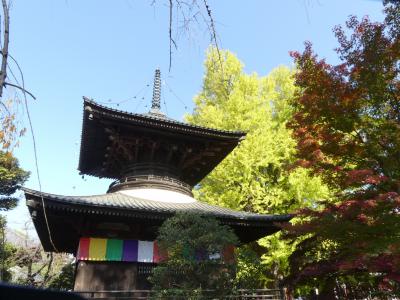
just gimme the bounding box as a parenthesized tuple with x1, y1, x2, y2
(24, 188, 292, 253)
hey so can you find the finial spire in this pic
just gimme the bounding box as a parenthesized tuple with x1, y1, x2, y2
(150, 69, 163, 116)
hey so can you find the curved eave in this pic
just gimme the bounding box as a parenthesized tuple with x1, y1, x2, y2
(24, 188, 292, 224)
(24, 188, 292, 252)
(82, 97, 246, 140)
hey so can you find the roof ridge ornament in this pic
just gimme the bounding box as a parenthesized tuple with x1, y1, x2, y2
(149, 68, 165, 118)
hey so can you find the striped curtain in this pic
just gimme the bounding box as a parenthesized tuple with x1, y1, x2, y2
(77, 237, 234, 263)
(77, 238, 165, 263)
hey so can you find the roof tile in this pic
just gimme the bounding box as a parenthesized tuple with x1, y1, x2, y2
(23, 188, 291, 223)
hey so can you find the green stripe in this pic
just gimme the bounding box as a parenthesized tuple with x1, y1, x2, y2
(106, 239, 123, 261)
(182, 243, 195, 261)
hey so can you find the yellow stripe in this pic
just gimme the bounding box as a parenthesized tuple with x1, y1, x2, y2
(88, 238, 107, 260)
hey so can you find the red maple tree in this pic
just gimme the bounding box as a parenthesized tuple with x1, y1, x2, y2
(284, 1, 400, 298)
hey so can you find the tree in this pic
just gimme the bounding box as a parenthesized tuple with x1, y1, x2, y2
(6, 222, 73, 289)
(0, 0, 35, 152)
(0, 151, 29, 211)
(0, 221, 17, 282)
(47, 262, 75, 291)
(150, 212, 238, 299)
(284, 1, 400, 298)
(234, 244, 270, 289)
(186, 48, 330, 287)
(0, 151, 28, 281)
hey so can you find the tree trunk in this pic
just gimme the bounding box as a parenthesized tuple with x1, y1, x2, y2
(0, 0, 9, 97)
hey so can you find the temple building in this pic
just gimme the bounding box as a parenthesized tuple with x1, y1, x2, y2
(24, 70, 291, 291)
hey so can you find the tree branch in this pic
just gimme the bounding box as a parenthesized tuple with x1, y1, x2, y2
(0, 0, 9, 98)
(4, 82, 36, 100)
(40, 252, 53, 287)
(202, 0, 223, 72)
(169, 0, 173, 72)
(168, 0, 178, 72)
(0, 99, 10, 115)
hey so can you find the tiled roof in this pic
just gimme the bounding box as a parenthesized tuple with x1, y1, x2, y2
(82, 98, 246, 139)
(78, 98, 247, 184)
(24, 188, 291, 223)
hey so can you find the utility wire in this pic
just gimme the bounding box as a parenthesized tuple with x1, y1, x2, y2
(8, 54, 59, 252)
(134, 83, 152, 112)
(97, 84, 149, 106)
(6, 64, 23, 124)
(7, 63, 17, 85)
(163, 96, 168, 116)
(164, 80, 188, 110)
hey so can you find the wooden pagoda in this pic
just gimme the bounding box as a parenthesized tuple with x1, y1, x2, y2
(24, 70, 291, 291)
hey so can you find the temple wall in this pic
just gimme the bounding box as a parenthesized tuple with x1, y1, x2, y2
(73, 237, 234, 292)
(74, 261, 139, 291)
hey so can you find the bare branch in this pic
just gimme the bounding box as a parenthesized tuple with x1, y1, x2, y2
(169, 0, 173, 72)
(164, 0, 221, 72)
(168, 0, 178, 72)
(4, 82, 36, 100)
(0, 0, 9, 98)
(202, 0, 223, 72)
(0, 99, 10, 115)
(189, 0, 224, 73)
(40, 252, 54, 287)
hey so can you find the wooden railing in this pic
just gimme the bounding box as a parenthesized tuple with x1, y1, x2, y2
(74, 288, 284, 300)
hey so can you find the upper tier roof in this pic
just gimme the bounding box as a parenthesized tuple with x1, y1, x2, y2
(78, 98, 246, 186)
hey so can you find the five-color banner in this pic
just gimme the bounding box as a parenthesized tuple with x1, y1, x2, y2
(77, 238, 167, 263)
(76, 237, 234, 263)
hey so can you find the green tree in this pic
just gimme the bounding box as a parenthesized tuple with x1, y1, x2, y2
(186, 49, 330, 287)
(6, 224, 74, 289)
(0, 151, 29, 211)
(234, 244, 270, 289)
(284, 1, 400, 298)
(0, 151, 29, 281)
(47, 261, 75, 290)
(150, 212, 238, 299)
(0, 222, 17, 282)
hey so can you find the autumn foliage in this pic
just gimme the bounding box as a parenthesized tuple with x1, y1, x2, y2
(284, 1, 400, 298)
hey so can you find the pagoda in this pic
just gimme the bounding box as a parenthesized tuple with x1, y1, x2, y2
(24, 70, 291, 291)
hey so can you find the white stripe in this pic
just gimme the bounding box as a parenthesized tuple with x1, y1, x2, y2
(138, 241, 154, 262)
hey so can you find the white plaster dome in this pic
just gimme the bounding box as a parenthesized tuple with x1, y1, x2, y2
(118, 188, 196, 204)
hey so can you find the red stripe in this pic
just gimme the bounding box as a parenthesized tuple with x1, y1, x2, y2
(153, 241, 167, 263)
(78, 237, 90, 260)
(223, 245, 235, 263)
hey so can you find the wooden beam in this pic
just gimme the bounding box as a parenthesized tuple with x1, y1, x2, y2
(134, 138, 140, 163)
(114, 138, 133, 161)
(166, 145, 177, 163)
(178, 147, 192, 167)
(150, 142, 158, 161)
